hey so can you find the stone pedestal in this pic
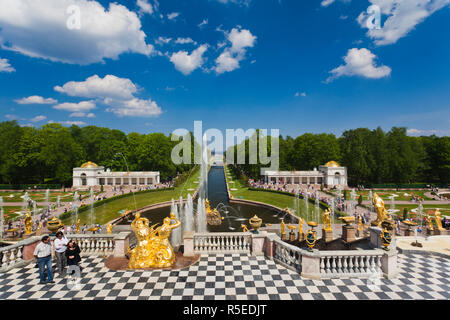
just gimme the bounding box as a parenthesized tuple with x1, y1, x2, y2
(322, 229, 333, 242)
(300, 251, 321, 280)
(342, 225, 356, 243)
(369, 226, 396, 249)
(434, 229, 450, 235)
(113, 232, 131, 258)
(404, 228, 414, 236)
(281, 233, 287, 241)
(427, 228, 435, 236)
(251, 232, 266, 256)
(263, 233, 278, 259)
(183, 231, 195, 257)
(21, 235, 42, 260)
(297, 232, 305, 242)
(381, 249, 399, 279)
(289, 231, 296, 242)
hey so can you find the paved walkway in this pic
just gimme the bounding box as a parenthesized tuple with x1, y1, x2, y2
(397, 236, 450, 257)
(0, 252, 448, 300)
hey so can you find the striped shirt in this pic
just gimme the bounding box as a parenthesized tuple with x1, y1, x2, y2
(34, 242, 52, 258)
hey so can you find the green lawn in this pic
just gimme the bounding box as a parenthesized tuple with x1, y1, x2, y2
(225, 166, 326, 222)
(348, 190, 434, 201)
(1, 206, 44, 221)
(0, 190, 98, 203)
(61, 167, 200, 226)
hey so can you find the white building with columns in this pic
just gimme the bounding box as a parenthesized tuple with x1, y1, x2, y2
(263, 161, 347, 187)
(73, 161, 160, 189)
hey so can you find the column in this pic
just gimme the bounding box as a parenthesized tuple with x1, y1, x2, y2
(145, 177, 148, 185)
(121, 177, 124, 185)
(276, 177, 279, 184)
(307, 177, 310, 185)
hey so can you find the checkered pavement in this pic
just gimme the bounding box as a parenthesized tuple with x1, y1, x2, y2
(0, 252, 448, 300)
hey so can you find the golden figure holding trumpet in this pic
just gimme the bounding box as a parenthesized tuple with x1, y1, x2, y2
(128, 211, 181, 269)
(371, 193, 392, 227)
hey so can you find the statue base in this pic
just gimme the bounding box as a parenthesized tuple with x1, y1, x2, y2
(404, 228, 414, 236)
(341, 225, 356, 243)
(289, 231, 296, 242)
(281, 233, 287, 241)
(297, 232, 305, 242)
(322, 229, 333, 242)
(434, 229, 450, 235)
(427, 228, 435, 236)
(105, 252, 200, 271)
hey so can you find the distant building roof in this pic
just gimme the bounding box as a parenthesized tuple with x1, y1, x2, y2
(80, 161, 99, 168)
(324, 161, 341, 167)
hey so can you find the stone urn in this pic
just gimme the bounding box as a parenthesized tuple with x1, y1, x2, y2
(338, 216, 356, 226)
(402, 220, 417, 236)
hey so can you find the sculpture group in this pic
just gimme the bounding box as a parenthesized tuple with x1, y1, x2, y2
(128, 212, 181, 269)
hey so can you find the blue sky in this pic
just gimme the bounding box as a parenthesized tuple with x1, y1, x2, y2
(1, 0, 449, 140)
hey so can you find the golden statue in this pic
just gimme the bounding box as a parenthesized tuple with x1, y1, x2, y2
(205, 199, 222, 226)
(24, 212, 33, 234)
(434, 209, 445, 231)
(106, 224, 113, 234)
(75, 219, 81, 234)
(36, 222, 43, 236)
(426, 213, 434, 231)
(128, 212, 181, 269)
(322, 208, 332, 232)
(358, 214, 364, 233)
(372, 193, 392, 227)
(241, 224, 249, 232)
(298, 217, 303, 235)
(280, 220, 286, 240)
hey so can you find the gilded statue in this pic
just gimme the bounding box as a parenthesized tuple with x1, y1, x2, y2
(205, 199, 222, 225)
(24, 212, 33, 234)
(36, 222, 43, 236)
(241, 224, 249, 232)
(426, 213, 434, 231)
(281, 220, 286, 236)
(128, 212, 181, 269)
(106, 224, 113, 234)
(298, 217, 303, 235)
(358, 214, 364, 233)
(434, 209, 444, 231)
(322, 208, 332, 232)
(371, 193, 392, 227)
(75, 219, 81, 234)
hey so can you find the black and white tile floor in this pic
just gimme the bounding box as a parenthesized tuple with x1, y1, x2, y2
(0, 252, 449, 300)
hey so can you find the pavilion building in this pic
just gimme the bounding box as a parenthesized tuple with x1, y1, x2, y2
(262, 161, 347, 187)
(72, 161, 160, 188)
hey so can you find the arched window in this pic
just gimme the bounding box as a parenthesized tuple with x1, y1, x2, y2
(334, 172, 340, 185)
(81, 173, 87, 186)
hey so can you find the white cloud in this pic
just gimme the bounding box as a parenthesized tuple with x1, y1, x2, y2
(155, 37, 172, 45)
(60, 121, 87, 126)
(198, 19, 208, 28)
(15, 96, 57, 105)
(137, 0, 154, 15)
(214, 27, 257, 74)
(216, 0, 251, 5)
(174, 38, 197, 45)
(0, 0, 154, 65)
(53, 101, 96, 112)
(407, 128, 450, 136)
(321, 0, 336, 7)
(54, 75, 137, 100)
(295, 92, 307, 97)
(170, 45, 208, 75)
(69, 112, 96, 118)
(30, 115, 47, 122)
(106, 98, 162, 117)
(358, 0, 450, 46)
(167, 12, 180, 20)
(0, 58, 15, 72)
(326, 48, 391, 82)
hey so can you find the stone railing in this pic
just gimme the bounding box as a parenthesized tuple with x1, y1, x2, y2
(318, 250, 383, 279)
(185, 232, 252, 255)
(67, 234, 116, 256)
(272, 238, 302, 273)
(0, 236, 41, 272)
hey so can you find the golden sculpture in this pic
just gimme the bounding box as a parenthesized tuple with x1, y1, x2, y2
(106, 224, 113, 234)
(36, 222, 43, 236)
(241, 224, 249, 232)
(426, 213, 434, 231)
(24, 212, 33, 234)
(357, 215, 364, 233)
(128, 212, 181, 269)
(249, 215, 262, 232)
(47, 217, 64, 233)
(75, 219, 81, 234)
(280, 220, 286, 237)
(371, 193, 392, 227)
(322, 208, 332, 232)
(298, 217, 304, 241)
(434, 209, 445, 231)
(380, 226, 392, 251)
(205, 199, 222, 226)
(287, 225, 297, 241)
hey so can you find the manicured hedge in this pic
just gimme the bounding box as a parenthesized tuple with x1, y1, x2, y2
(247, 187, 346, 217)
(59, 187, 175, 221)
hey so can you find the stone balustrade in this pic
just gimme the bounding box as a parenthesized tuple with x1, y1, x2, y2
(191, 232, 251, 254)
(318, 251, 383, 278)
(0, 236, 41, 272)
(272, 238, 302, 273)
(67, 234, 116, 256)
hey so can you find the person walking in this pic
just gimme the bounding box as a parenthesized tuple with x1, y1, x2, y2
(54, 231, 68, 275)
(33, 236, 54, 284)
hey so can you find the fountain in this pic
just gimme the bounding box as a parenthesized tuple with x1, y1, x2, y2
(32, 201, 38, 220)
(196, 197, 207, 232)
(170, 198, 182, 249)
(72, 191, 79, 225)
(184, 194, 194, 232)
(368, 190, 374, 212)
(314, 195, 320, 226)
(22, 192, 29, 212)
(89, 188, 95, 226)
(350, 188, 357, 216)
(45, 189, 50, 205)
(57, 195, 61, 208)
(389, 195, 395, 215)
(303, 191, 309, 221)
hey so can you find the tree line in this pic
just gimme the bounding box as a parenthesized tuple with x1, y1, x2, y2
(0, 121, 196, 186)
(226, 127, 449, 186)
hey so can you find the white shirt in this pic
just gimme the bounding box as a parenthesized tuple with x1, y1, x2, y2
(54, 237, 68, 253)
(34, 242, 52, 258)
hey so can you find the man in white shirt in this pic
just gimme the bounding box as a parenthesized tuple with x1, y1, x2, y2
(54, 231, 68, 275)
(33, 236, 54, 284)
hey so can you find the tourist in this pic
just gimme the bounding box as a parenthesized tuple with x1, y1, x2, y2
(66, 240, 82, 276)
(33, 236, 54, 284)
(54, 231, 69, 275)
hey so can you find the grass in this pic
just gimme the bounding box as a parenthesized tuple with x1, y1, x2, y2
(225, 167, 327, 222)
(337, 190, 434, 201)
(1, 206, 44, 221)
(0, 190, 99, 202)
(61, 167, 200, 226)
